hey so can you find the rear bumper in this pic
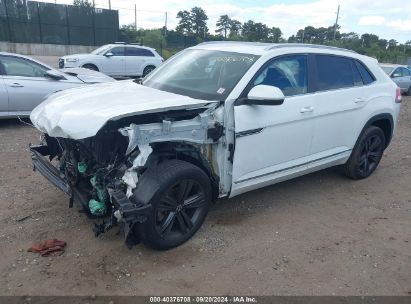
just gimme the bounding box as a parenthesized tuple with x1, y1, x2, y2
(30, 145, 72, 197)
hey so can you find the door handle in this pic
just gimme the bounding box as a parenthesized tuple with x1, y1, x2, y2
(355, 97, 365, 103)
(10, 83, 24, 88)
(300, 106, 314, 113)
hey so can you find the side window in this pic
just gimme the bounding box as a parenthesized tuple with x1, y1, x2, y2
(392, 68, 402, 77)
(315, 55, 354, 91)
(351, 60, 363, 86)
(0, 56, 48, 77)
(355, 61, 375, 84)
(253, 55, 308, 96)
(401, 67, 411, 76)
(107, 47, 125, 56)
(126, 47, 155, 57)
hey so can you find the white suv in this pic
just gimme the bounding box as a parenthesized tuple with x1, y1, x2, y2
(59, 43, 163, 77)
(30, 42, 401, 250)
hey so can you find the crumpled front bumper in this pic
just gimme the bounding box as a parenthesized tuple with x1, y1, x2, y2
(30, 143, 151, 248)
(30, 145, 72, 197)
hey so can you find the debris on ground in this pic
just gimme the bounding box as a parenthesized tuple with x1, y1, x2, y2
(28, 239, 67, 257)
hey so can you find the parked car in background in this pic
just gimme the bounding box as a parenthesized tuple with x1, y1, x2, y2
(59, 43, 163, 78)
(380, 63, 411, 95)
(0, 52, 114, 118)
(30, 43, 401, 250)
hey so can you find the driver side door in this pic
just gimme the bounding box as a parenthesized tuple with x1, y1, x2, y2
(231, 54, 317, 196)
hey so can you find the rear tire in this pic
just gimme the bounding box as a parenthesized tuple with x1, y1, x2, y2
(134, 160, 212, 250)
(344, 126, 385, 180)
(142, 65, 155, 77)
(82, 64, 99, 71)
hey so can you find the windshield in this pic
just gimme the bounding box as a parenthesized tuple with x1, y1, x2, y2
(143, 49, 260, 101)
(381, 66, 394, 75)
(91, 45, 111, 55)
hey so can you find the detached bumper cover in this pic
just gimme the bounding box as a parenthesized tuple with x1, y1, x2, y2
(30, 145, 72, 197)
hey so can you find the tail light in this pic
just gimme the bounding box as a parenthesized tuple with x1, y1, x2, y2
(395, 87, 402, 103)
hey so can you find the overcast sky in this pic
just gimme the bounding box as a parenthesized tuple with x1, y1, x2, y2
(39, 0, 411, 43)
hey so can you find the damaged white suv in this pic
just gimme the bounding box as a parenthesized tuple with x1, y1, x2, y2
(30, 42, 401, 250)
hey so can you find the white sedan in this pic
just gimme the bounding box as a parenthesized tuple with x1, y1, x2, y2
(0, 52, 114, 118)
(59, 44, 163, 78)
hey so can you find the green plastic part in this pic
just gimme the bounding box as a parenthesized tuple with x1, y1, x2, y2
(89, 199, 106, 216)
(90, 176, 106, 203)
(77, 162, 87, 174)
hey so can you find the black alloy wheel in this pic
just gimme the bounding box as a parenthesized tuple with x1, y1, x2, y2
(135, 160, 212, 250)
(155, 179, 206, 239)
(358, 134, 384, 176)
(344, 126, 385, 179)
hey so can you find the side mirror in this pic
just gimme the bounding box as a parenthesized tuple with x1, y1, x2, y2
(391, 73, 401, 78)
(237, 85, 285, 106)
(45, 69, 65, 80)
(105, 52, 113, 57)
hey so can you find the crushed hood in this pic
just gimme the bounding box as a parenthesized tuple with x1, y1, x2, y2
(30, 80, 215, 139)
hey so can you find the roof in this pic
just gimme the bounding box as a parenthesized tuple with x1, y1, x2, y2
(379, 63, 406, 68)
(107, 43, 155, 50)
(193, 41, 357, 56)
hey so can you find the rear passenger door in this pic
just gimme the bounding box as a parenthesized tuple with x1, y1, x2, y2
(309, 54, 376, 160)
(125, 47, 155, 76)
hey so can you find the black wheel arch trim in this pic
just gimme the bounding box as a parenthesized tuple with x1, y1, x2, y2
(359, 113, 394, 148)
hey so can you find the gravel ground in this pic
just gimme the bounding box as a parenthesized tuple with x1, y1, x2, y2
(0, 98, 410, 296)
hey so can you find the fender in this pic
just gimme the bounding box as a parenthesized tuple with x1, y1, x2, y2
(358, 113, 394, 148)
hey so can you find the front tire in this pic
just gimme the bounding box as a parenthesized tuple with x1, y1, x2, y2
(135, 160, 212, 250)
(344, 126, 385, 179)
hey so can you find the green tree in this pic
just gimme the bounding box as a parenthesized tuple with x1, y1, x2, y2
(268, 27, 282, 43)
(388, 39, 398, 50)
(190, 7, 208, 37)
(229, 19, 242, 38)
(176, 10, 192, 35)
(73, 0, 93, 7)
(216, 15, 231, 38)
(361, 33, 379, 48)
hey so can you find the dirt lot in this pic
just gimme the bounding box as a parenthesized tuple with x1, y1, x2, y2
(0, 98, 410, 296)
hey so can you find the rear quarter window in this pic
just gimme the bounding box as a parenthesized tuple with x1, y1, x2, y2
(355, 61, 375, 85)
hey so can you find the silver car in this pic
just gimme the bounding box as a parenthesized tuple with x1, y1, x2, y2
(0, 52, 115, 118)
(380, 63, 411, 95)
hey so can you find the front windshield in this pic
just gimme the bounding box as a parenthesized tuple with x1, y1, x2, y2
(381, 66, 394, 75)
(143, 49, 260, 101)
(91, 45, 111, 55)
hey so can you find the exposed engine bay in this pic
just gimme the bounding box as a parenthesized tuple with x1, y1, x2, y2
(30, 106, 225, 248)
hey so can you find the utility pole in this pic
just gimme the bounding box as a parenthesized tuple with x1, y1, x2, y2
(333, 4, 340, 40)
(164, 12, 168, 37)
(134, 4, 137, 30)
(108, 0, 111, 10)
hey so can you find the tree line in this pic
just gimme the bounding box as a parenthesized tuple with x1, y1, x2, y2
(112, 5, 407, 63)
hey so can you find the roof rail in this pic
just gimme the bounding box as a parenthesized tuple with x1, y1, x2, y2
(197, 41, 356, 54)
(114, 41, 126, 44)
(265, 43, 357, 53)
(198, 41, 272, 46)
